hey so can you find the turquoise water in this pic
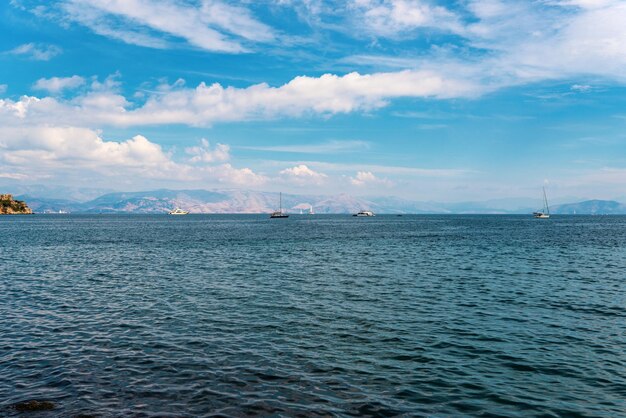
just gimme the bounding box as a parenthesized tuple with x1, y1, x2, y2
(1, 215, 625, 417)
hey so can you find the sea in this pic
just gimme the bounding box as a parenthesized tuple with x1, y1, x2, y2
(1, 214, 625, 417)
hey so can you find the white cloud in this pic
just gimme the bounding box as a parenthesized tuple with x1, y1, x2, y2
(9, 2, 626, 115)
(130, 70, 479, 123)
(279, 164, 327, 185)
(0, 125, 264, 186)
(7, 43, 62, 61)
(0, 70, 481, 128)
(212, 164, 266, 186)
(290, 0, 626, 88)
(350, 171, 393, 186)
(349, 0, 462, 37)
(33, 75, 86, 93)
(59, 0, 275, 53)
(185, 139, 230, 163)
(0, 126, 173, 172)
(462, 0, 626, 83)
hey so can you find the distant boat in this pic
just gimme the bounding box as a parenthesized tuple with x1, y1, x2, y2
(270, 192, 289, 218)
(533, 187, 550, 219)
(354, 210, 375, 217)
(169, 207, 189, 215)
(308, 205, 314, 215)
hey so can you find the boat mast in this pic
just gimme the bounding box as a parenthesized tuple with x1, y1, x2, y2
(543, 187, 549, 215)
(279, 192, 282, 213)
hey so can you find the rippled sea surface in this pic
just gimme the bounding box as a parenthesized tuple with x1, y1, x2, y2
(1, 215, 625, 417)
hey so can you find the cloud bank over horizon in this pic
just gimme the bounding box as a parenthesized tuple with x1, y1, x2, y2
(1, 0, 626, 200)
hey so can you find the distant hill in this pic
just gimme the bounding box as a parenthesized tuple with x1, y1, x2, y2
(18, 190, 382, 214)
(551, 200, 626, 215)
(12, 189, 626, 215)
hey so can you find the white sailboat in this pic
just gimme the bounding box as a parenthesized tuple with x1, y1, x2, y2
(533, 187, 550, 219)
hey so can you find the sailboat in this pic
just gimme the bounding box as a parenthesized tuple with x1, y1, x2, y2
(270, 192, 289, 218)
(533, 187, 550, 219)
(308, 205, 314, 215)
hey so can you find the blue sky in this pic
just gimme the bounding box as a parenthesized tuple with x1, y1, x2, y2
(1, 0, 626, 201)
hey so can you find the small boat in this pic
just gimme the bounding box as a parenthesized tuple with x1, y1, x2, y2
(169, 207, 189, 215)
(308, 205, 314, 215)
(270, 192, 289, 218)
(353, 210, 375, 217)
(533, 187, 550, 219)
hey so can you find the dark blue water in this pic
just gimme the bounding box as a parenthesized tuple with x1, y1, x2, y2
(1, 215, 625, 417)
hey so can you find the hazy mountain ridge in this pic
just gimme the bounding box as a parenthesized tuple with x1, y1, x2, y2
(551, 200, 626, 215)
(12, 188, 626, 214)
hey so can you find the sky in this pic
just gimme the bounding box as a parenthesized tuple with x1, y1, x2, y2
(1, 0, 626, 202)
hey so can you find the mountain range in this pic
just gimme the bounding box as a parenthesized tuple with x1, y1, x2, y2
(10, 188, 626, 215)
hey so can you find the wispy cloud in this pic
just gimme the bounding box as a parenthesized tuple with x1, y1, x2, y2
(56, 0, 275, 53)
(33, 75, 85, 93)
(6, 43, 62, 61)
(571, 84, 592, 93)
(0, 172, 29, 180)
(299, 1, 626, 89)
(340, 54, 423, 69)
(240, 140, 370, 154)
(347, 0, 463, 38)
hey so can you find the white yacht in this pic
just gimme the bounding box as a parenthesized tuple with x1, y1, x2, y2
(169, 207, 189, 215)
(533, 187, 550, 219)
(354, 210, 375, 217)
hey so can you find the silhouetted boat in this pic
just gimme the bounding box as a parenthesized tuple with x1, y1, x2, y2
(533, 187, 550, 219)
(353, 210, 374, 217)
(270, 192, 289, 218)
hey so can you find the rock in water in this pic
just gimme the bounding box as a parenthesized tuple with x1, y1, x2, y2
(13, 400, 56, 411)
(0, 194, 33, 214)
